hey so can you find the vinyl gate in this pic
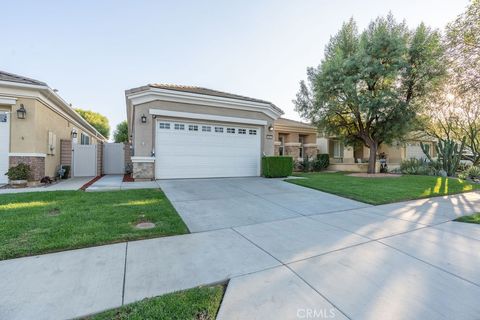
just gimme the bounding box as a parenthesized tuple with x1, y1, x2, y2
(73, 144, 97, 177)
(103, 143, 125, 174)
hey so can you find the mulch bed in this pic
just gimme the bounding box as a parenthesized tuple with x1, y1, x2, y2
(347, 173, 402, 178)
(123, 174, 135, 182)
(80, 175, 104, 191)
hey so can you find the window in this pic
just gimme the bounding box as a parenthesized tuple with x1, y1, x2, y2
(279, 135, 285, 156)
(215, 127, 224, 133)
(238, 129, 246, 134)
(333, 140, 344, 158)
(159, 122, 170, 129)
(174, 123, 185, 130)
(202, 126, 211, 132)
(188, 125, 198, 131)
(249, 129, 257, 135)
(80, 133, 90, 145)
(0, 113, 6, 122)
(227, 128, 235, 134)
(299, 136, 305, 158)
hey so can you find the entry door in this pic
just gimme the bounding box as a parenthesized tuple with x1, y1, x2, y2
(73, 144, 97, 177)
(0, 111, 9, 184)
(155, 121, 261, 179)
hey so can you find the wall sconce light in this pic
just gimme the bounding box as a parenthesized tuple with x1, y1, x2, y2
(141, 114, 147, 123)
(16, 104, 27, 119)
(71, 129, 78, 138)
(268, 125, 274, 132)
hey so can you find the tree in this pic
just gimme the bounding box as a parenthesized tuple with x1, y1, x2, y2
(446, 0, 480, 93)
(75, 108, 110, 139)
(294, 15, 445, 173)
(113, 120, 129, 143)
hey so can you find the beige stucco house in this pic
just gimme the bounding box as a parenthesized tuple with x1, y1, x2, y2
(317, 132, 437, 172)
(125, 84, 283, 180)
(0, 71, 107, 184)
(273, 118, 318, 160)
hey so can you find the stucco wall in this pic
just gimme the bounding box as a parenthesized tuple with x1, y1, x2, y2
(130, 100, 275, 158)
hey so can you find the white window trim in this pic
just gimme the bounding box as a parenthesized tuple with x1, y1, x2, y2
(131, 156, 155, 163)
(0, 96, 17, 105)
(149, 109, 268, 126)
(8, 153, 47, 158)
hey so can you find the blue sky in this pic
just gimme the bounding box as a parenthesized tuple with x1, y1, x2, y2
(1, 0, 469, 136)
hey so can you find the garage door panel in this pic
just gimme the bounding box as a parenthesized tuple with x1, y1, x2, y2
(155, 121, 261, 179)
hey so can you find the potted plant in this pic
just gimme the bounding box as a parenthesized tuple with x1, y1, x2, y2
(5, 163, 31, 188)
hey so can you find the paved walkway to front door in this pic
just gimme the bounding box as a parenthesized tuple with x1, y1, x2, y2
(1, 179, 480, 319)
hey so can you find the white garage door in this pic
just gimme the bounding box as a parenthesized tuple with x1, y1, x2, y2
(155, 120, 261, 179)
(406, 143, 425, 160)
(0, 111, 9, 184)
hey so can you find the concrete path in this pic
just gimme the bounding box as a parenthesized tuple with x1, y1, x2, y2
(0, 176, 93, 194)
(86, 174, 160, 191)
(1, 178, 480, 319)
(158, 177, 369, 232)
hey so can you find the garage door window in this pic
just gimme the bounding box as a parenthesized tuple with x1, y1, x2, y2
(215, 127, 223, 133)
(174, 123, 185, 130)
(202, 126, 211, 132)
(249, 129, 257, 135)
(189, 125, 198, 131)
(227, 128, 235, 134)
(238, 129, 246, 134)
(159, 123, 170, 129)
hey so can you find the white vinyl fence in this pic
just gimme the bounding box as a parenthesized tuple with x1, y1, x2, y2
(73, 144, 97, 177)
(103, 143, 125, 174)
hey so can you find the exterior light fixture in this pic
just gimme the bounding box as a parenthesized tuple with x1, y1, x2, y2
(71, 129, 78, 138)
(268, 125, 274, 132)
(16, 104, 27, 119)
(141, 114, 147, 123)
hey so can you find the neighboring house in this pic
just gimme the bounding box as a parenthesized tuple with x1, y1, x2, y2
(317, 131, 437, 172)
(273, 118, 318, 160)
(0, 71, 107, 184)
(125, 84, 283, 180)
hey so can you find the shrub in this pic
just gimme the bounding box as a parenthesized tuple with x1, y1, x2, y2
(400, 158, 437, 176)
(459, 166, 480, 180)
(5, 163, 31, 180)
(313, 154, 330, 171)
(262, 156, 293, 178)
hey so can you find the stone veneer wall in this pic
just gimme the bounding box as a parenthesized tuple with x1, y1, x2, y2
(124, 143, 132, 172)
(60, 139, 72, 178)
(133, 162, 154, 180)
(304, 146, 318, 159)
(9, 156, 45, 181)
(96, 142, 103, 176)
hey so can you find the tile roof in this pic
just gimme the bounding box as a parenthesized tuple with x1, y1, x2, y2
(0, 70, 47, 86)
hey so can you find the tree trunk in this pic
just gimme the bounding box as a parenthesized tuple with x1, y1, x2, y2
(367, 143, 377, 174)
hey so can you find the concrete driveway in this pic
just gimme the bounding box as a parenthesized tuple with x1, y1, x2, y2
(157, 177, 369, 232)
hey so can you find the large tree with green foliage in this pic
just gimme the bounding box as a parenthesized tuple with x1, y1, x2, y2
(294, 15, 445, 173)
(113, 120, 128, 143)
(75, 108, 110, 139)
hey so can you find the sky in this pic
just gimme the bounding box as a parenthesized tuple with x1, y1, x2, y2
(1, 0, 470, 139)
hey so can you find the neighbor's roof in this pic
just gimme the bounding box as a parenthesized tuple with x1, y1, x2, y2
(126, 84, 283, 113)
(0, 70, 47, 86)
(274, 117, 316, 129)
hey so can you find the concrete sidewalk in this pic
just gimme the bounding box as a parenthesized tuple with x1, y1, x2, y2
(86, 175, 159, 191)
(0, 177, 93, 194)
(1, 187, 480, 319)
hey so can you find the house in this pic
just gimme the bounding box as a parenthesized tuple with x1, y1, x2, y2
(273, 118, 318, 160)
(0, 71, 107, 184)
(125, 84, 283, 180)
(317, 131, 437, 172)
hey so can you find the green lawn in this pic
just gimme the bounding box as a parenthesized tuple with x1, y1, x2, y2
(0, 189, 188, 260)
(286, 172, 480, 205)
(455, 213, 480, 224)
(86, 285, 225, 320)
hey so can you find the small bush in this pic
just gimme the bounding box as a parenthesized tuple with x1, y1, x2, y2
(459, 166, 480, 180)
(400, 158, 437, 176)
(5, 163, 31, 180)
(262, 156, 293, 178)
(314, 154, 330, 171)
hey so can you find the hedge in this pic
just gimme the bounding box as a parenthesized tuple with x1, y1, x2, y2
(262, 156, 293, 178)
